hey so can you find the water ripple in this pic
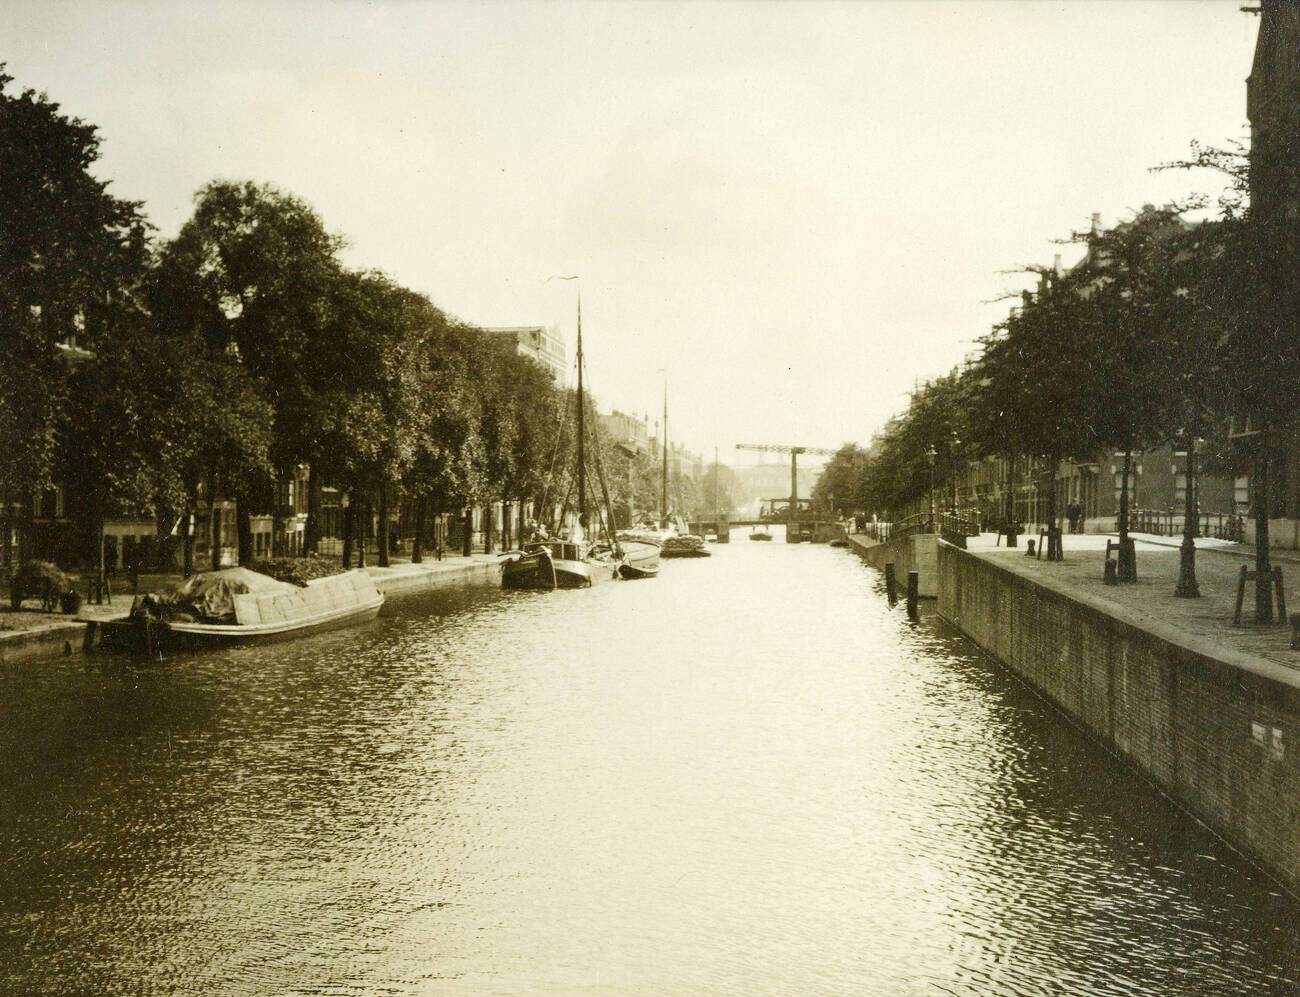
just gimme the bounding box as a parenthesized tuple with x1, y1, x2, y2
(0, 541, 1296, 995)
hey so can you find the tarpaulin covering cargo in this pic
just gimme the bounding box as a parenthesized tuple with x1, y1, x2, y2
(131, 567, 296, 624)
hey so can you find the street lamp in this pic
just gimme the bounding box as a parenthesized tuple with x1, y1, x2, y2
(926, 444, 937, 531)
(949, 431, 961, 513)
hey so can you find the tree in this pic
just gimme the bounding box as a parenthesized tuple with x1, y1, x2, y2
(1162, 130, 1300, 619)
(812, 444, 869, 514)
(152, 180, 342, 562)
(82, 316, 273, 576)
(1140, 221, 1228, 596)
(1065, 209, 1182, 578)
(0, 65, 150, 568)
(860, 374, 970, 524)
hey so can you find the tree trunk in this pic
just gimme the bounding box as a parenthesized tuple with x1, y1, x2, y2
(502, 500, 512, 550)
(1004, 455, 1015, 526)
(518, 497, 527, 547)
(97, 511, 106, 605)
(1255, 452, 1273, 624)
(342, 491, 354, 568)
(1044, 456, 1059, 534)
(209, 474, 222, 571)
(182, 491, 195, 578)
(484, 500, 494, 554)
(304, 465, 321, 556)
(1042, 453, 1062, 561)
(236, 491, 253, 565)
(377, 477, 390, 568)
(1175, 430, 1199, 597)
(412, 496, 425, 563)
(1118, 448, 1132, 543)
(1116, 447, 1137, 582)
(1, 487, 11, 577)
(463, 506, 473, 557)
(271, 485, 285, 558)
(357, 491, 368, 568)
(16, 491, 33, 567)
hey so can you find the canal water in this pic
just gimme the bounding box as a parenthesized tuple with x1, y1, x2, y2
(1, 538, 1298, 996)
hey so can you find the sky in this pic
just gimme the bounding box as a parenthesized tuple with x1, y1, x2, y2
(3, 1, 1260, 466)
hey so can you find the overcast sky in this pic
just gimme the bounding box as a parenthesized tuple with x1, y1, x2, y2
(4, 1, 1259, 464)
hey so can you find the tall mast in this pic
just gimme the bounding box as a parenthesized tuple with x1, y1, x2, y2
(661, 377, 669, 524)
(576, 294, 585, 531)
(714, 446, 719, 524)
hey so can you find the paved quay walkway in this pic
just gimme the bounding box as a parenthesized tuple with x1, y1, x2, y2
(964, 531, 1300, 676)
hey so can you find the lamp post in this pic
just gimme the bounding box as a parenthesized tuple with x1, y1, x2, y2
(926, 444, 937, 532)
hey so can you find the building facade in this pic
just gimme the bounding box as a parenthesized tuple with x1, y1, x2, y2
(483, 325, 567, 384)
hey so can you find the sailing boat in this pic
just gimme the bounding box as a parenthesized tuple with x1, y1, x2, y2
(502, 295, 622, 590)
(584, 388, 659, 580)
(618, 376, 677, 547)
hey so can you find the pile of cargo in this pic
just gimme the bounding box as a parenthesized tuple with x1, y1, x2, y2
(661, 534, 711, 558)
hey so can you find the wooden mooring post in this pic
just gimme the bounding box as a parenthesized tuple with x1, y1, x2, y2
(906, 570, 919, 621)
(884, 562, 897, 606)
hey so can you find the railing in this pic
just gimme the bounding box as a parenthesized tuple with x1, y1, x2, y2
(863, 520, 891, 543)
(1117, 509, 1245, 543)
(941, 508, 982, 538)
(880, 513, 933, 544)
(865, 508, 983, 545)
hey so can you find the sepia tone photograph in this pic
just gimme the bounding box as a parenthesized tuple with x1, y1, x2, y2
(1, 1, 1298, 994)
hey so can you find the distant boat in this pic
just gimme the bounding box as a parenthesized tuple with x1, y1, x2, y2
(619, 526, 674, 545)
(749, 526, 773, 542)
(661, 534, 711, 558)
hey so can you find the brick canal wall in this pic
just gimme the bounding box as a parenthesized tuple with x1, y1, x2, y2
(937, 541, 1300, 895)
(849, 534, 938, 597)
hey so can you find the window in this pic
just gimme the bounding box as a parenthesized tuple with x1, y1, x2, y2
(1235, 476, 1250, 510)
(1113, 472, 1137, 504)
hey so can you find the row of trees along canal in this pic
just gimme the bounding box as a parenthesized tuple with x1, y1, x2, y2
(813, 134, 1300, 622)
(0, 66, 728, 580)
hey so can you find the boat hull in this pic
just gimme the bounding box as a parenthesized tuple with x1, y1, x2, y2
(616, 540, 661, 579)
(554, 557, 618, 588)
(502, 549, 558, 591)
(105, 595, 384, 654)
(502, 545, 617, 589)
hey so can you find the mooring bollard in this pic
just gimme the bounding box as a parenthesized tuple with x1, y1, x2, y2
(1103, 558, 1118, 585)
(1290, 613, 1300, 650)
(1025, 539, 1036, 557)
(906, 570, 919, 620)
(884, 562, 897, 606)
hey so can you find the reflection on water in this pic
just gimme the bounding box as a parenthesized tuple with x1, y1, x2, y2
(1, 540, 1296, 996)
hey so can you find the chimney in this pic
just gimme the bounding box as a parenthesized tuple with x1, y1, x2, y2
(1090, 212, 1101, 234)
(1053, 253, 1062, 274)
